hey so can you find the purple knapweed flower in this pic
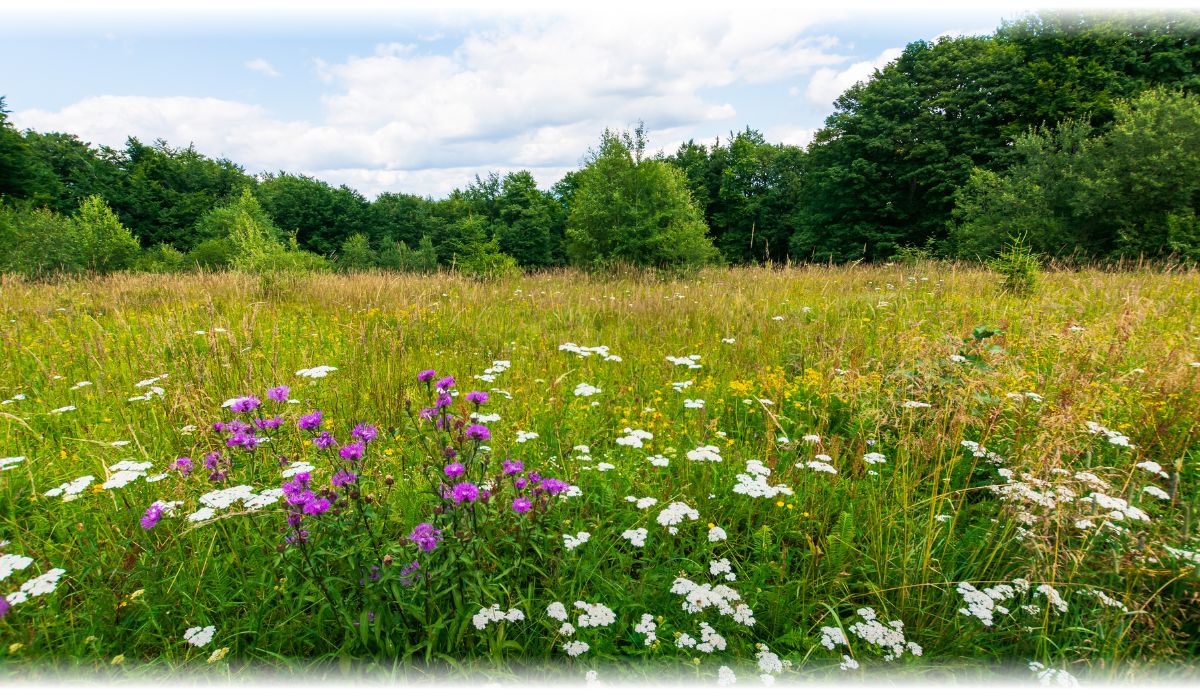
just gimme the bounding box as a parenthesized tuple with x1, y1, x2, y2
(465, 391, 488, 405)
(297, 411, 323, 431)
(313, 431, 338, 450)
(417, 369, 437, 383)
(339, 441, 366, 461)
(514, 477, 528, 490)
(465, 424, 491, 442)
(173, 457, 193, 477)
(435, 375, 455, 391)
(418, 407, 437, 421)
(267, 385, 290, 402)
(539, 478, 570, 495)
(502, 459, 524, 476)
(512, 497, 532, 514)
(229, 395, 261, 413)
(303, 497, 331, 516)
(407, 523, 442, 552)
(398, 560, 421, 587)
(0, 594, 9, 619)
(443, 462, 465, 479)
(451, 481, 480, 503)
(285, 529, 310, 546)
(255, 416, 284, 431)
(140, 504, 163, 530)
(351, 423, 378, 444)
(332, 469, 358, 488)
(435, 391, 453, 408)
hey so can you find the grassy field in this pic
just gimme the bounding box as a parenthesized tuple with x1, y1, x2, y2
(0, 265, 1198, 684)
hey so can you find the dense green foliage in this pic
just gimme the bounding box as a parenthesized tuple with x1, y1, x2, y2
(3, 11, 1200, 275)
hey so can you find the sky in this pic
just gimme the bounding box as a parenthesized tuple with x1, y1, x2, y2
(0, 1, 1145, 199)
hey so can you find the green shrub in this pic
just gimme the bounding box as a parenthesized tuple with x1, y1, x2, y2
(336, 232, 377, 272)
(457, 238, 521, 280)
(187, 237, 236, 270)
(991, 234, 1041, 295)
(135, 243, 188, 273)
(74, 195, 140, 273)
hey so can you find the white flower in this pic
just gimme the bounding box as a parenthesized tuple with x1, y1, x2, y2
(1028, 661, 1079, 687)
(562, 640, 589, 657)
(734, 460, 793, 498)
(573, 383, 601, 398)
(562, 532, 591, 551)
(771, 315, 785, 321)
(282, 461, 316, 477)
(472, 604, 524, 630)
(901, 400, 931, 409)
(1143, 485, 1170, 500)
(0, 553, 34, 582)
(575, 600, 616, 628)
(683, 398, 705, 409)
(183, 625, 216, 647)
(585, 670, 600, 685)
(1135, 461, 1167, 479)
(515, 430, 539, 443)
(44, 475, 95, 499)
(0, 456, 26, 471)
(470, 412, 501, 423)
(558, 343, 614, 359)
(648, 454, 669, 467)
(547, 602, 568, 621)
(949, 354, 968, 363)
(686, 445, 722, 462)
(622, 528, 649, 548)
(597, 462, 615, 472)
(839, 655, 860, 671)
(634, 613, 657, 645)
(295, 365, 337, 379)
(188, 507, 216, 523)
(17, 567, 66, 598)
(70, 381, 92, 390)
(666, 355, 703, 369)
(708, 526, 728, 542)
(657, 502, 699, 532)
(721, 337, 736, 344)
(863, 452, 887, 465)
(50, 405, 77, 414)
(756, 643, 784, 675)
(672, 380, 694, 392)
(717, 666, 737, 686)
(709, 558, 736, 582)
(559, 622, 576, 636)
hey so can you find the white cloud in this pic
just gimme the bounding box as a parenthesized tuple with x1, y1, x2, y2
(244, 58, 280, 78)
(764, 124, 818, 149)
(14, 11, 857, 197)
(804, 46, 903, 108)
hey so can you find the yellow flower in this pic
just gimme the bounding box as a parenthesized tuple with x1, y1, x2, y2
(8, 643, 24, 653)
(775, 501, 784, 508)
(207, 647, 230, 663)
(111, 654, 125, 665)
(707, 522, 715, 529)
(128, 589, 145, 600)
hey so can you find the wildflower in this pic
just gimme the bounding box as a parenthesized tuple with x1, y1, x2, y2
(1028, 662, 1079, 687)
(331, 470, 358, 488)
(721, 337, 736, 344)
(351, 423, 379, 443)
(708, 526, 728, 542)
(502, 459, 524, 475)
(684, 398, 705, 409)
(302, 497, 331, 516)
(563, 532, 591, 550)
(1135, 461, 1167, 479)
(295, 365, 337, 379)
(648, 454, 669, 467)
(435, 375, 456, 391)
(417, 369, 437, 383)
(863, 452, 886, 465)
(622, 528, 649, 547)
(183, 625, 216, 647)
(0, 457, 26, 471)
(1143, 485, 1170, 500)
(657, 502, 700, 534)
(229, 396, 261, 413)
(451, 482, 480, 503)
(254, 416, 283, 431)
(444, 462, 466, 479)
(1, 553, 34, 581)
(207, 647, 230, 663)
(50, 405, 76, 414)
(267, 386, 290, 402)
(140, 504, 163, 530)
(902, 400, 931, 408)
(575, 600, 617, 628)
(574, 382, 601, 397)
(839, 655, 859, 671)
(313, 431, 338, 450)
(515, 430, 538, 443)
(407, 523, 442, 552)
(717, 666, 737, 686)
(472, 604, 524, 630)
(338, 441, 366, 461)
(465, 424, 491, 441)
(297, 411, 323, 431)
(0, 596, 8, 620)
(563, 640, 589, 657)
(512, 497, 532, 513)
(465, 391, 489, 405)
(547, 602, 568, 621)
(634, 614, 657, 645)
(686, 445, 722, 462)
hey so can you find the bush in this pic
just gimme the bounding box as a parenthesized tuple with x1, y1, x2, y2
(457, 238, 521, 280)
(991, 235, 1041, 295)
(74, 195, 140, 273)
(0, 205, 83, 277)
(336, 233, 377, 272)
(135, 243, 188, 273)
(187, 237, 236, 270)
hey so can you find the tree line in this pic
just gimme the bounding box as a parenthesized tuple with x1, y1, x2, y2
(2, 10, 1200, 277)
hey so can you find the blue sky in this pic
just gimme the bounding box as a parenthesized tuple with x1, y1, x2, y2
(2, 2, 1041, 197)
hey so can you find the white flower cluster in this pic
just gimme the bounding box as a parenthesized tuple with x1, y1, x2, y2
(573, 382, 601, 398)
(616, 427, 653, 448)
(103, 459, 154, 490)
(708, 526, 728, 542)
(960, 440, 1004, 465)
(721, 337, 736, 344)
(800, 454, 837, 474)
(515, 430, 539, 443)
(562, 532, 591, 550)
(1, 553, 34, 582)
(547, 602, 568, 621)
(648, 454, 669, 467)
(634, 613, 657, 645)
(669, 576, 755, 626)
(574, 601, 616, 628)
(863, 452, 887, 465)
(295, 365, 337, 379)
(44, 475, 95, 501)
(1035, 584, 1069, 614)
(559, 343, 620, 361)
(129, 384, 167, 403)
(819, 626, 847, 649)
(1078, 492, 1150, 523)
(1, 393, 26, 405)
(625, 496, 658, 509)
(470, 412, 501, 423)
(474, 359, 511, 383)
(839, 655, 860, 671)
(677, 621, 726, 653)
(188, 484, 284, 522)
(1085, 421, 1135, 448)
(0, 456, 24, 471)
(472, 604, 525, 630)
(902, 400, 931, 408)
(672, 380, 693, 392)
(657, 502, 699, 534)
(687, 445, 722, 462)
(666, 354, 703, 369)
(956, 581, 1022, 626)
(1135, 460, 1168, 479)
(1163, 545, 1200, 565)
(1076, 588, 1129, 613)
(846, 607, 922, 661)
(755, 642, 788, 683)
(683, 398, 705, 409)
(1143, 485, 1170, 500)
(622, 528, 649, 547)
(50, 405, 77, 414)
(733, 460, 793, 499)
(282, 461, 316, 477)
(183, 625, 216, 647)
(1028, 662, 1079, 687)
(709, 558, 736, 582)
(562, 640, 590, 657)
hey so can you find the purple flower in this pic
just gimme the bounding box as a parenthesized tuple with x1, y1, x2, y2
(226, 432, 259, 451)
(298, 411, 323, 431)
(514, 477, 528, 490)
(254, 416, 284, 431)
(417, 369, 437, 383)
(267, 385, 290, 402)
(140, 504, 163, 530)
(173, 457, 193, 476)
(465, 391, 488, 405)
(435, 391, 453, 408)
(204, 453, 221, 472)
(443, 462, 465, 479)
(539, 478, 570, 495)
(339, 441, 366, 461)
(502, 459, 524, 476)
(407, 523, 442, 552)
(435, 375, 455, 391)
(332, 469, 358, 488)
(418, 407, 437, 421)
(512, 497, 532, 514)
(285, 529, 310, 546)
(229, 395, 261, 413)
(398, 560, 421, 586)
(451, 481, 480, 503)
(303, 497, 331, 516)
(465, 424, 491, 442)
(351, 423, 379, 444)
(313, 431, 338, 450)
(0, 594, 8, 619)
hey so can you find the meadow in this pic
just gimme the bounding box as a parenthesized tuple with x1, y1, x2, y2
(0, 264, 1198, 685)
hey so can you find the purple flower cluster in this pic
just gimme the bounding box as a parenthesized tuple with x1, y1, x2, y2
(407, 523, 442, 552)
(284, 472, 332, 524)
(351, 423, 378, 444)
(140, 504, 163, 530)
(267, 385, 290, 402)
(298, 411, 323, 431)
(339, 441, 366, 461)
(229, 395, 262, 414)
(172, 457, 194, 477)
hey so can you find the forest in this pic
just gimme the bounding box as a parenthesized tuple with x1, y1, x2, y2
(2, 11, 1200, 276)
